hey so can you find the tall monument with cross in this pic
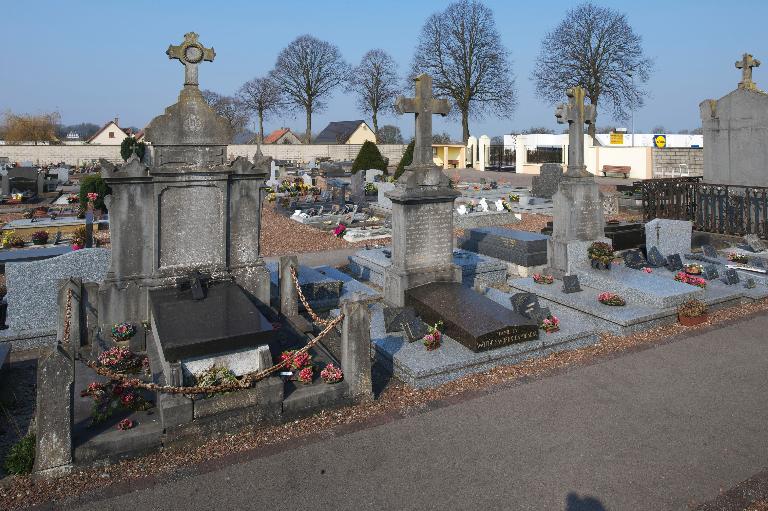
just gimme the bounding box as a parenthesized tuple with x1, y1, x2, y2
(701, 52, 768, 186)
(383, 73, 461, 306)
(547, 85, 608, 277)
(736, 53, 761, 91)
(556, 86, 596, 177)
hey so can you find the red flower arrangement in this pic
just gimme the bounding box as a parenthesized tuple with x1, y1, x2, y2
(422, 321, 444, 351)
(333, 223, 347, 237)
(532, 273, 554, 285)
(87, 192, 99, 203)
(598, 292, 626, 306)
(540, 315, 560, 333)
(320, 363, 343, 384)
(97, 346, 145, 374)
(642, 267, 653, 273)
(674, 272, 707, 288)
(117, 419, 134, 431)
(297, 366, 313, 384)
(280, 350, 312, 371)
(81, 380, 152, 425)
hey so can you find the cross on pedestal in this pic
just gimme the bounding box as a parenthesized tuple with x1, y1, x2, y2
(555, 86, 595, 177)
(736, 53, 760, 90)
(395, 74, 451, 167)
(166, 32, 216, 87)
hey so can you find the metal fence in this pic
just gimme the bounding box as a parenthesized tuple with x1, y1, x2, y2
(487, 145, 515, 170)
(641, 176, 768, 238)
(525, 146, 563, 164)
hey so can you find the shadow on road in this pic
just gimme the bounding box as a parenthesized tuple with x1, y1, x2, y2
(565, 492, 607, 511)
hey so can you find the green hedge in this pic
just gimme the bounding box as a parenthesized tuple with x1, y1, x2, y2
(120, 137, 146, 161)
(351, 140, 388, 174)
(78, 173, 112, 211)
(394, 140, 415, 180)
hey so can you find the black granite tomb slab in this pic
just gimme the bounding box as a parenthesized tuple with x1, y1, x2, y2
(458, 228, 548, 266)
(150, 282, 275, 362)
(541, 221, 644, 251)
(405, 282, 538, 353)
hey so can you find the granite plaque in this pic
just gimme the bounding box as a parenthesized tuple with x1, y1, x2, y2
(723, 268, 740, 285)
(383, 306, 417, 332)
(647, 246, 667, 267)
(701, 264, 719, 280)
(666, 254, 683, 272)
(744, 234, 766, 253)
(749, 257, 765, 269)
(702, 245, 719, 259)
(406, 282, 538, 353)
(622, 249, 646, 270)
(745, 277, 757, 289)
(510, 293, 551, 324)
(562, 275, 582, 293)
(402, 318, 428, 342)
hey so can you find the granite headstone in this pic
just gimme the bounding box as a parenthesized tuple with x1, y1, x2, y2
(667, 254, 684, 272)
(623, 249, 647, 270)
(562, 275, 582, 293)
(723, 268, 740, 285)
(647, 246, 667, 267)
(701, 264, 720, 280)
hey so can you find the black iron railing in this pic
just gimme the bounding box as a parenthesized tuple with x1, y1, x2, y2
(487, 145, 515, 170)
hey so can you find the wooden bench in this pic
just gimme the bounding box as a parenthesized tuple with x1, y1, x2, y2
(602, 165, 631, 178)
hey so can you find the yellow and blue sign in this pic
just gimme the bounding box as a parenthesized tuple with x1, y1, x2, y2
(653, 134, 667, 148)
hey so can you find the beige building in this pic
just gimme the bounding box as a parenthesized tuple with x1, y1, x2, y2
(87, 118, 143, 145)
(258, 128, 302, 145)
(313, 120, 376, 145)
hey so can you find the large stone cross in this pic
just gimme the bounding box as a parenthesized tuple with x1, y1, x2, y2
(166, 32, 216, 87)
(555, 86, 595, 177)
(736, 53, 760, 90)
(395, 74, 451, 167)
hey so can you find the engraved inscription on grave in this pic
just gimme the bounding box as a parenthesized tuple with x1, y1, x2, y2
(475, 326, 539, 352)
(402, 202, 453, 269)
(159, 185, 224, 268)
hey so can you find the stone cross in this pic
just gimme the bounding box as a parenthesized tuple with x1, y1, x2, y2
(555, 86, 596, 177)
(736, 53, 760, 90)
(166, 32, 216, 87)
(395, 74, 451, 167)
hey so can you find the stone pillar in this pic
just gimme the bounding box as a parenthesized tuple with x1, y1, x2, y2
(0, 170, 8, 196)
(34, 343, 74, 476)
(84, 207, 94, 248)
(350, 170, 365, 205)
(467, 136, 477, 167)
(57, 278, 83, 349)
(36, 171, 45, 196)
(279, 255, 298, 317)
(478, 135, 491, 171)
(341, 297, 373, 402)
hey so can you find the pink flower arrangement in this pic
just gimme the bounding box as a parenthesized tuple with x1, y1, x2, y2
(532, 273, 554, 284)
(320, 363, 343, 384)
(540, 315, 560, 333)
(111, 322, 136, 342)
(642, 267, 653, 273)
(598, 292, 626, 306)
(297, 366, 313, 384)
(674, 272, 707, 288)
(117, 419, 134, 431)
(280, 350, 312, 371)
(423, 321, 444, 351)
(97, 346, 144, 373)
(120, 392, 136, 406)
(333, 223, 347, 237)
(87, 192, 99, 202)
(71, 244, 83, 251)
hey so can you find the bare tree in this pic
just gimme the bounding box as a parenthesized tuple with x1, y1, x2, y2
(651, 125, 667, 133)
(347, 49, 400, 137)
(532, 2, 653, 138)
(237, 76, 283, 144)
(270, 35, 349, 143)
(2, 110, 60, 145)
(377, 124, 404, 144)
(201, 90, 249, 140)
(411, 0, 516, 144)
(522, 126, 555, 134)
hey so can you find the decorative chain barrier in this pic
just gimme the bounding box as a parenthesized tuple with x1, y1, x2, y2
(72, 268, 344, 395)
(62, 288, 73, 346)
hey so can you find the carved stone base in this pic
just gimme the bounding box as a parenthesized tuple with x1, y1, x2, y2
(384, 264, 462, 307)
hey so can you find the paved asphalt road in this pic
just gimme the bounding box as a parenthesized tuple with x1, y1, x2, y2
(71, 314, 768, 511)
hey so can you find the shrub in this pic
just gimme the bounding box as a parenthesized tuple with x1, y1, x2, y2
(71, 226, 87, 247)
(4, 434, 35, 475)
(351, 141, 388, 174)
(31, 231, 49, 244)
(587, 241, 614, 264)
(678, 299, 707, 318)
(120, 136, 146, 161)
(394, 140, 415, 180)
(78, 174, 111, 211)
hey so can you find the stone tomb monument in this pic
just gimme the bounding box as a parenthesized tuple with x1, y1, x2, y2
(386, 74, 538, 352)
(548, 86, 609, 276)
(98, 32, 274, 382)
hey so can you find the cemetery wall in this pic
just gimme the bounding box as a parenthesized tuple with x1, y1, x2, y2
(652, 147, 703, 176)
(0, 143, 408, 166)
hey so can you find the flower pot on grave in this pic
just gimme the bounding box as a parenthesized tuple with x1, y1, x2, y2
(678, 314, 708, 327)
(590, 259, 611, 270)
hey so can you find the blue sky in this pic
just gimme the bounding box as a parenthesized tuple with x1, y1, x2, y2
(1, 0, 765, 139)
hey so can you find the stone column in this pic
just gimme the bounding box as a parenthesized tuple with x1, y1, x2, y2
(478, 135, 491, 171)
(466, 136, 477, 167)
(279, 255, 298, 317)
(1, 170, 9, 196)
(341, 297, 373, 402)
(350, 170, 365, 205)
(34, 343, 74, 476)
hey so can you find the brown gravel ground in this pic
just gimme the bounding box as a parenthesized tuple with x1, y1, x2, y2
(3, 296, 768, 510)
(749, 502, 768, 511)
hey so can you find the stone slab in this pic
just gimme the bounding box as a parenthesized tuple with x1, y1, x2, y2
(405, 282, 538, 352)
(645, 219, 693, 257)
(182, 344, 271, 384)
(6, 248, 110, 333)
(453, 210, 520, 229)
(311, 266, 381, 304)
(0, 246, 72, 265)
(150, 282, 274, 362)
(267, 262, 343, 311)
(458, 228, 548, 267)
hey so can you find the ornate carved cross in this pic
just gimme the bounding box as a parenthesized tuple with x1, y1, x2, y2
(736, 53, 760, 90)
(166, 32, 216, 87)
(555, 86, 595, 177)
(395, 74, 451, 166)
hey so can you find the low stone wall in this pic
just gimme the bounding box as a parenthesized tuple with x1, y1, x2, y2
(0, 144, 408, 167)
(453, 211, 519, 229)
(652, 147, 703, 176)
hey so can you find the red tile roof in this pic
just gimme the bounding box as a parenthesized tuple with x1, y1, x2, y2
(263, 128, 290, 144)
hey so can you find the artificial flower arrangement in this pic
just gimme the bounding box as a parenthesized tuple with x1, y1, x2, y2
(333, 223, 347, 238)
(364, 182, 378, 194)
(320, 363, 343, 384)
(422, 321, 444, 351)
(80, 380, 152, 425)
(501, 199, 514, 212)
(30, 231, 49, 245)
(97, 346, 147, 374)
(642, 267, 653, 273)
(727, 252, 749, 264)
(674, 272, 707, 288)
(532, 273, 554, 285)
(684, 263, 703, 275)
(598, 292, 626, 306)
(67, 194, 79, 203)
(677, 299, 708, 326)
(540, 315, 560, 333)
(111, 322, 136, 343)
(281, 350, 313, 384)
(508, 193, 520, 202)
(21, 209, 33, 220)
(117, 419, 134, 431)
(86, 192, 99, 203)
(588, 241, 614, 269)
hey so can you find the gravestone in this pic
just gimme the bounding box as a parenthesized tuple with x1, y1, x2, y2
(702, 245, 719, 259)
(647, 246, 667, 267)
(531, 163, 564, 199)
(384, 74, 461, 306)
(745, 277, 757, 289)
(702, 264, 720, 280)
(350, 169, 365, 205)
(667, 254, 684, 272)
(548, 86, 608, 277)
(562, 274, 582, 293)
(744, 234, 767, 253)
(645, 219, 693, 259)
(723, 268, 740, 285)
(457, 228, 548, 267)
(623, 249, 647, 270)
(383, 306, 424, 336)
(510, 292, 551, 324)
